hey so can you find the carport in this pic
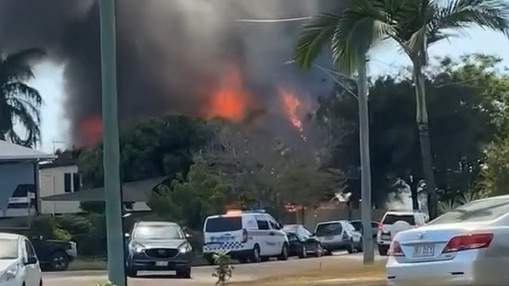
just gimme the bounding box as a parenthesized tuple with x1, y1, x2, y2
(0, 140, 56, 228)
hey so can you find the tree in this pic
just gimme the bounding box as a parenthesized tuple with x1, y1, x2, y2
(382, 0, 509, 218)
(0, 48, 45, 147)
(147, 155, 231, 229)
(294, 0, 393, 262)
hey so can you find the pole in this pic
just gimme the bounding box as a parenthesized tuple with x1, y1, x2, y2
(358, 59, 374, 264)
(98, 0, 126, 285)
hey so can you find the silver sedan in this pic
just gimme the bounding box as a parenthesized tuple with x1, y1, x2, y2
(386, 195, 509, 286)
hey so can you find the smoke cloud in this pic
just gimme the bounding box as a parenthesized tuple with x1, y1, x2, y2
(0, 0, 340, 145)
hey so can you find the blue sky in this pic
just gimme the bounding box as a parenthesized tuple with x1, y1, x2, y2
(28, 27, 509, 153)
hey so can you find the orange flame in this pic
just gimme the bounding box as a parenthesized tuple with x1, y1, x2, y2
(279, 88, 303, 131)
(78, 115, 102, 147)
(202, 65, 250, 121)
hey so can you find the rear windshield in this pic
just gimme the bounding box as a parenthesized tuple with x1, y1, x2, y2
(429, 198, 509, 225)
(383, 214, 415, 225)
(315, 223, 342, 236)
(350, 221, 361, 231)
(205, 216, 242, 232)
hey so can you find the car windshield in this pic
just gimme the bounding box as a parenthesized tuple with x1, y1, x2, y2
(383, 214, 415, 225)
(283, 225, 298, 232)
(315, 223, 342, 236)
(429, 197, 509, 225)
(205, 216, 242, 232)
(133, 225, 183, 240)
(0, 239, 18, 259)
(350, 221, 362, 231)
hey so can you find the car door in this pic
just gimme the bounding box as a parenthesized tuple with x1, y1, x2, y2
(345, 223, 361, 243)
(267, 216, 283, 255)
(254, 215, 273, 255)
(24, 239, 40, 286)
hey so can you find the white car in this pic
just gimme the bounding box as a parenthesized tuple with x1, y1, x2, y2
(377, 210, 427, 255)
(202, 209, 289, 264)
(0, 233, 42, 286)
(386, 195, 509, 286)
(313, 220, 362, 254)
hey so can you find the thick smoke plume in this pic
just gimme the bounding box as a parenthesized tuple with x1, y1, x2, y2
(0, 0, 340, 146)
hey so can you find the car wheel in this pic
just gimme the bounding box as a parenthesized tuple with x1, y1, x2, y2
(250, 244, 261, 263)
(315, 243, 323, 257)
(176, 268, 191, 279)
(357, 239, 364, 252)
(298, 244, 307, 259)
(347, 241, 355, 254)
(378, 245, 388, 256)
(278, 243, 289, 261)
(126, 267, 138, 278)
(205, 255, 215, 265)
(238, 257, 248, 263)
(50, 251, 69, 271)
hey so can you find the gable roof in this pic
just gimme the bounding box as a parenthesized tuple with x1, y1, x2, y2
(0, 140, 56, 161)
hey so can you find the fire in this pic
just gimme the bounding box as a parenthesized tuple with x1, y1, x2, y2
(279, 88, 303, 132)
(202, 64, 251, 121)
(78, 115, 102, 146)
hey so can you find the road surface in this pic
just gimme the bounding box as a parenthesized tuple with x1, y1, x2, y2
(44, 252, 382, 286)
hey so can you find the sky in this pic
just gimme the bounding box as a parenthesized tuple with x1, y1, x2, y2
(27, 27, 509, 154)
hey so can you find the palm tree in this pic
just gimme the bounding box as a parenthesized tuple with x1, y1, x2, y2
(383, 0, 509, 219)
(0, 48, 45, 147)
(293, 0, 392, 263)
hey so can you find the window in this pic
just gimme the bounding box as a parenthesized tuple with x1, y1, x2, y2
(205, 217, 242, 233)
(255, 216, 269, 230)
(268, 220, 280, 230)
(64, 173, 72, 193)
(133, 224, 184, 240)
(382, 214, 415, 225)
(429, 197, 509, 225)
(73, 173, 81, 192)
(315, 223, 342, 237)
(24, 240, 36, 259)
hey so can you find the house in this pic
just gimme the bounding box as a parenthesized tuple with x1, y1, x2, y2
(0, 140, 55, 228)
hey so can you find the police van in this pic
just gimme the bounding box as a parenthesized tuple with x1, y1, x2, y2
(202, 209, 289, 264)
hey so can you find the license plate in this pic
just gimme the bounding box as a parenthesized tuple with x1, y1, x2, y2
(413, 244, 435, 257)
(381, 234, 391, 240)
(155, 261, 168, 267)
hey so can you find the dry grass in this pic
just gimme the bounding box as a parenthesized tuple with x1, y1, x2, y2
(233, 259, 386, 286)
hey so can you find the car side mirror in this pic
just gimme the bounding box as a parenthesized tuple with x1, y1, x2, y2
(24, 256, 37, 265)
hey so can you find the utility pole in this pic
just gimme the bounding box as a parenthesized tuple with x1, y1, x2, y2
(98, 0, 126, 285)
(357, 59, 374, 264)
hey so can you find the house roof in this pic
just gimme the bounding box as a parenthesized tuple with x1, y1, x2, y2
(41, 176, 169, 202)
(0, 140, 56, 161)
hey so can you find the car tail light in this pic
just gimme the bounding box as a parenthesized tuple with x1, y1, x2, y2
(241, 229, 248, 243)
(442, 233, 493, 253)
(377, 222, 382, 231)
(388, 240, 404, 256)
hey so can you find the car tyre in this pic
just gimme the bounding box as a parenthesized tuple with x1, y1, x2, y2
(357, 239, 364, 252)
(176, 268, 191, 279)
(50, 251, 69, 271)
(250, 244, 261, 263)
(298, 243, 307, 259)
(315, 243, 323, 257)
(347, 241, 355, 254)
(278, 243, 289, 261)
(205, 254, 215, 265)
(378, 245, 388, 256)
(238, 257, 248, 263)
(126, 267, 138, 278)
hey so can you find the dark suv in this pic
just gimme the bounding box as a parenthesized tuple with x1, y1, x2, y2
(125, 221, 193, 278)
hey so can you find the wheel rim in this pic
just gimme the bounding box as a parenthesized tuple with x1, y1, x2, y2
(302, 245, 306, 256)
(52, 255, 65, 270)
(283, 245, 288, 257)
(254, 248, 260, 260)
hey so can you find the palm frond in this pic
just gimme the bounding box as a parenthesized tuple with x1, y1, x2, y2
(0, 48, 46, 83)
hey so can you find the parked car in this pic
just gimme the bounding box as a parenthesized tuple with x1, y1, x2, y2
(30, 236, 77, 271)
(0, 232, 42, 286)
(386, 195, 509, 286)
(377, 210, 427, 256)
(125, 221, 193, 278)
(283, 224, 322, 258)
(202, 209, 289, 264)
(314, 220, 362, 254)
(349, 220, 379, 238)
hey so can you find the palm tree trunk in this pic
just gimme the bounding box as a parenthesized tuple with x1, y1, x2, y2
(358, 59, 374, 264)
(413, 65, 438, 219)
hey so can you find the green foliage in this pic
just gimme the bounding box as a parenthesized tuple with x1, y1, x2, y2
(0, 48, 46, 147)
(438, 191, 483, 215)
(30, 215, 71, 241)
(78, 114, 213, 188)
(212, 250, 234, 286)
(477, 137, 509, 197)
(148, 155, 231, 229)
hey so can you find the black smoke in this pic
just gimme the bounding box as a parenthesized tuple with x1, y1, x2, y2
(0, 0, 340, 145)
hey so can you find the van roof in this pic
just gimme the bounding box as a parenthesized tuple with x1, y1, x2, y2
(316, 220, 349, 225)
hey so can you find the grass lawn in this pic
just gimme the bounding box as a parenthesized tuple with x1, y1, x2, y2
(232, 259, 386, 286)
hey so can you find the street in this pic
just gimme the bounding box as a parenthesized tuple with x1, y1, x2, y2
(43, 252, 383, 286)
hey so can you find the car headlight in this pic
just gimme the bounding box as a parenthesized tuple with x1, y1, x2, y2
(129, 241, 145, 253)
(0, 264, 19, 282)
(179, 243, 192, 253)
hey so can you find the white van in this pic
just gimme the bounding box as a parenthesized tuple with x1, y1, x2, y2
(202, 210, 289, 264)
